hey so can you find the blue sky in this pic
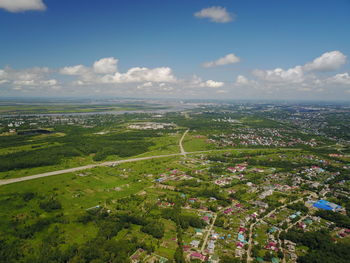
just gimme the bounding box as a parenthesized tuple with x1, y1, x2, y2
(0, 0, 350, 100)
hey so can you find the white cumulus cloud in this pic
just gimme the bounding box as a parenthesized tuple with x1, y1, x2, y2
(0, 0, 46, 12)
(93, 57, 118, 74)
(101, 67, 177, 84)
(194, 6, 234, 23)
(303, 51, 347, 72)
(253, 66, 304, 83)
(137, 82, 153, 89)
(60, 65, 89, 76)
(59, 58, 178, 86)
(0, 66, 59, 90)
(202, 53, 240, 68)
(327, 73, 350, 85)
(251, 51, 348, 89)
(200, 80, 224, 88)
(235, 75, 250, 85)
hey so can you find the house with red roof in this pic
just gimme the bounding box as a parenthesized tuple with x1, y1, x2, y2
(190, 252, 206, 261)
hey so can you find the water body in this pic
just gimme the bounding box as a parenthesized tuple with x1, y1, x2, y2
(17, 129, 53, 136)
(0, 105, 196, 117)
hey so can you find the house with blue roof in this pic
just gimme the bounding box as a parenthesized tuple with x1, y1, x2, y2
(313, 200, 343, 212)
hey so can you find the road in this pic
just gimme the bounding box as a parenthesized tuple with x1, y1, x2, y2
(246, 198, 304, 262)
(200, 213, 218, 253)
(278, 215, 307, 263)
(276, 231, 286, 263)
(0, 129, 189, 186)
(0, 148, 244, 186)
(199, 205, 232, 254)
(0, 153, 185, 186)
(0, 132, 300, 187)
(179, 129, 189, 156)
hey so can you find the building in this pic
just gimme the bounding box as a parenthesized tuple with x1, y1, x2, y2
(313, 200, 344, 212)
(190, 240, 200, 248)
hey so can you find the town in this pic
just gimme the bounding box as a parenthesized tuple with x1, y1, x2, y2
(0, 101, 349, 263)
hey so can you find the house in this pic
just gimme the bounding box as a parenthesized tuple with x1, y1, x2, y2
(265, 241, 278, 251)
(259, 189, 273, 199)
(236, 242, 244, 248)
(253, 201, 269, 209)
(205, 213, 213, 218)
(207, 240, 216, 253)
(290, 211, 301, 219)
(227, 189, 236, 194)
(195, 228, 203, 236)
(285, 240, 296, 251)
(304, 218, 313, 225)
(268, 227, 278, 233)
(223, 208, 234, 214)
(238, 227, 247, 233)
(311, 182, 321, 188)
(208, 255, 220, 263)
(190, 252, 206, 261)
(227, 163, 247, 173)
(130, 248, 146, 263)
(313, 200, 344, 212)
(298, 222, 307, 229)
(182, 245, 191, 252)
(211, 233, 219, 240)
(235, 248, 244, 258)
(189, 198, 198, 203)
(190, 240, 200, 248)
(202, 216, 210, 223)
(250, 212, 258, 218)
(237, 233, 246, 243)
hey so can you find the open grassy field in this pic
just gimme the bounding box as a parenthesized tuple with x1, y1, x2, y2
(0, 154, 190, 261)
(182, 133, 216, 152)
(0, 166, 149, 216)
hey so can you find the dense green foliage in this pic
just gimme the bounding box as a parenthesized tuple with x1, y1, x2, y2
(0, 146, 80, 171)
(315, 210, 350, 228)
(281, 230, 350, 263)
(141, 221, 165, 239)
(0, 130, 158, 172)
(161, 208, 206, 229)
(287, 202, 309, 213)
(39, 198, 62, 212)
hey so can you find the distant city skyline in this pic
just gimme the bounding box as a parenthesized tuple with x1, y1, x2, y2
(0, 0, 350, 100)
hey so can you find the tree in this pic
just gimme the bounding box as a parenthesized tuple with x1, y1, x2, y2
(221, 255, 241, 263)
(141, 222, 164, 239)
(174, 247, 185, 263)
(39, 198, 62, 212)
(315, 210, 350, 228)
(214, 217, 225, 227)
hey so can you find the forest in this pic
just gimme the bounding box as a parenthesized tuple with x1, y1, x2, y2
(0, 129, 160, 172)
(280, 229, 350, 263)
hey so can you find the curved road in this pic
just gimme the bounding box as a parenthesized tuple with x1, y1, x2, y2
(0, 148, 237, 186)
(0, 128, 298, 187)
(179, 129, 189, 156)
(0, 129, 207, 186)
